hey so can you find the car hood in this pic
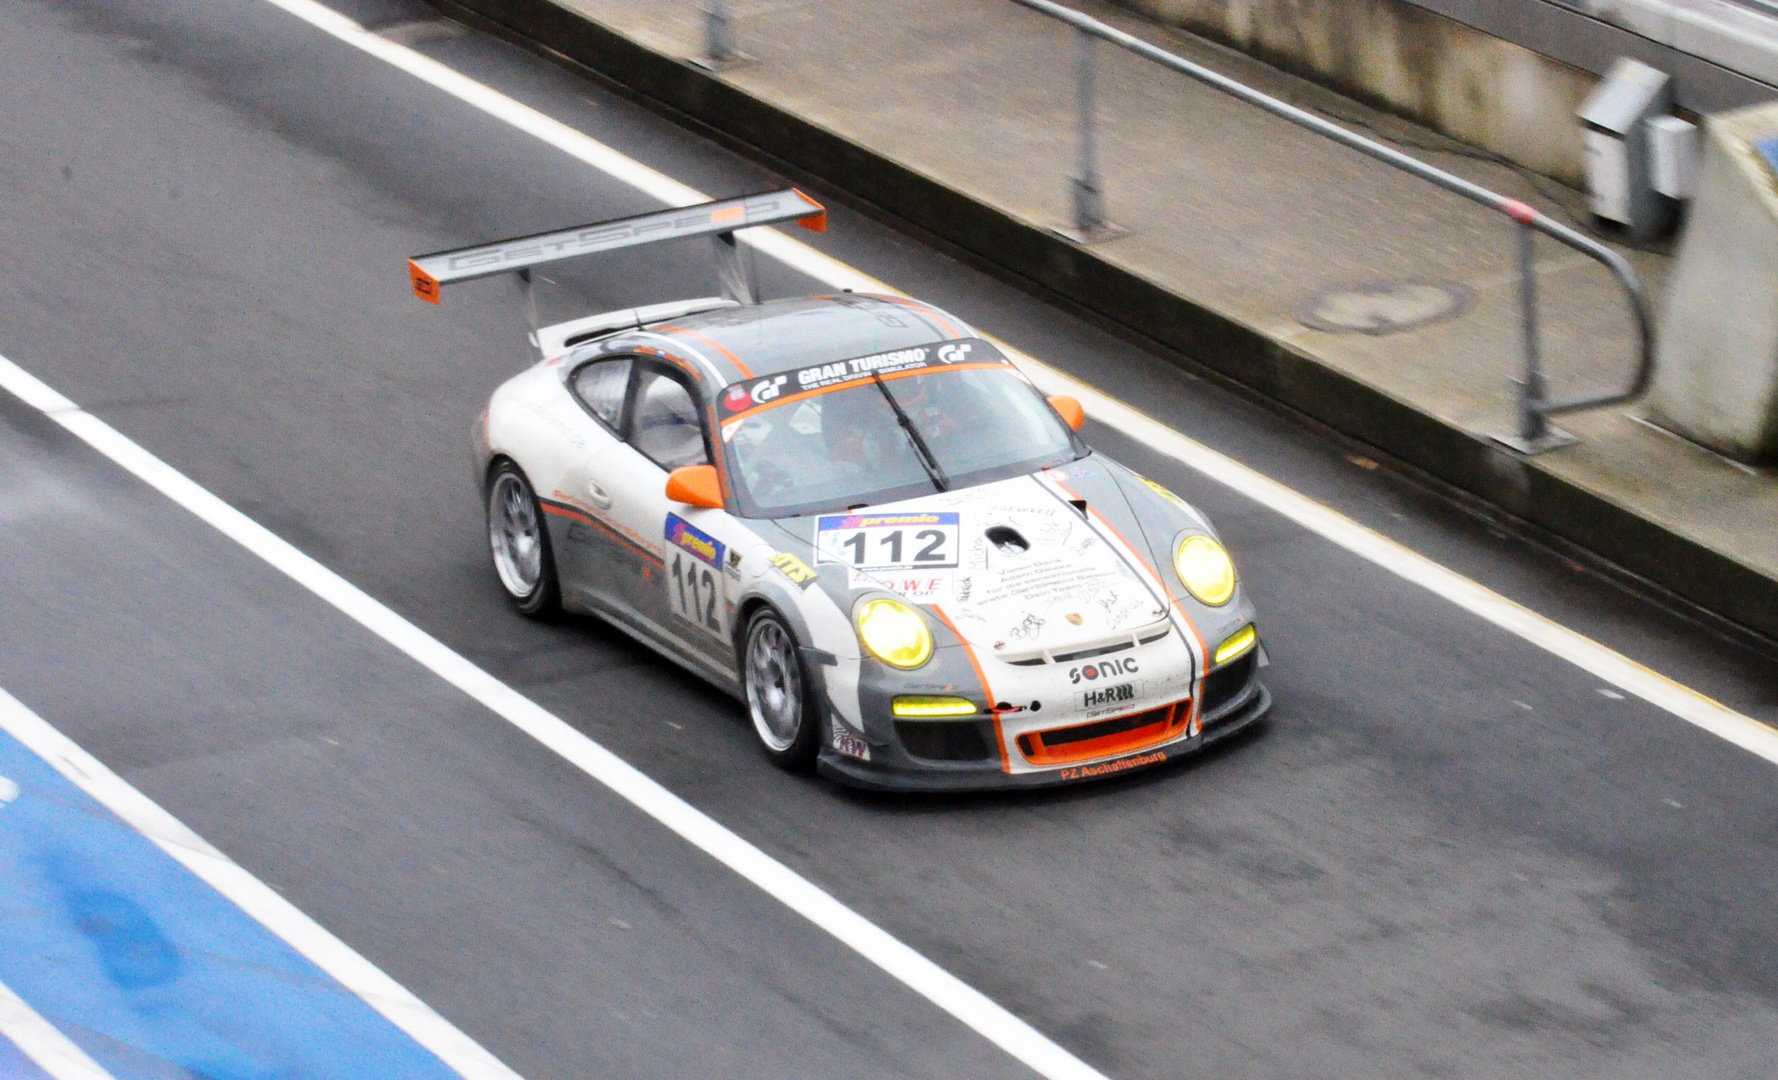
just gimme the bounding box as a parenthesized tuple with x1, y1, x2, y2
(771, 471, 1172, 664)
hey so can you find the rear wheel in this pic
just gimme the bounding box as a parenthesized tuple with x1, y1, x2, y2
(486, 461, 559, 618)
(742, 608, 821, 771)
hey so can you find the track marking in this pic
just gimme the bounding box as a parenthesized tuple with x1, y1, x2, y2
(0, 977, 116, 1080)
(256, 0, 1778, 767)
(0, 687, 523, 1080)
(0, 354, 1110, 1080)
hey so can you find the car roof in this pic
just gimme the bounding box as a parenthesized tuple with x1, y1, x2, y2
(606, 294, 973, 390)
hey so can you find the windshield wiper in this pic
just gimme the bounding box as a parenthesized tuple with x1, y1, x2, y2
(872, 372, 948, 492)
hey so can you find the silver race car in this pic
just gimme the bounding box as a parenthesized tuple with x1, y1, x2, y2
(409, 191, 1269, 790)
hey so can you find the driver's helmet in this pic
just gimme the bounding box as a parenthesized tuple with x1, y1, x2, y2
(819, 382, 881, 459)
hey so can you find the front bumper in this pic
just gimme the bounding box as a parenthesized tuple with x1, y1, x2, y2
(816, 679, 1270, 792)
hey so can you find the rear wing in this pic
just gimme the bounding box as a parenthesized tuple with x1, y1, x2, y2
(406, 189, 826, 305)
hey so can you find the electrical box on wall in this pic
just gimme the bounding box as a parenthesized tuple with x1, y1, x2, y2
(1648, 115, 1700, 199)
(1578, 58, 1675, 240)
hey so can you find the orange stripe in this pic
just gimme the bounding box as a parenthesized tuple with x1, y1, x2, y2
(930, 605, 1011, 774)
(658, 325, 753, 378)
(631, 345, 707, 384)
(540, 501, 593, 525)
(872, 295, 963, 338)
(541, 498, 664, 566)
(1045, 473, 1210, 731)
(717, 362, 1013, 426)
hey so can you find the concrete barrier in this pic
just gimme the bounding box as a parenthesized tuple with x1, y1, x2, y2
(1110, 0, 1599, 186)
(1652, 100, 1778, 463)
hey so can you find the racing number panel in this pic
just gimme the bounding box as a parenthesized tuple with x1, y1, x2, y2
(595, 358, 747, 676)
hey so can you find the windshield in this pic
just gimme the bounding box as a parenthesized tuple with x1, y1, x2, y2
(719, 364, 1081, 518)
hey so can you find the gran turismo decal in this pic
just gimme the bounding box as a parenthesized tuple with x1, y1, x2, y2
(719, 338, 1010, 413)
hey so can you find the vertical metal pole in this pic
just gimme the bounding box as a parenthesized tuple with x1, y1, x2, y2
(1071, 26, 1105, 236)
(706, 0, 734, 64)
(1515, 218, 1546, 443)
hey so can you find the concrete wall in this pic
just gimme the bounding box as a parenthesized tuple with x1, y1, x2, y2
(1111, 0, 1601, 186)
(1651, 100, 1778, 462)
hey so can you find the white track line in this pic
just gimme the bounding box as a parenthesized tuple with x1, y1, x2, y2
(0, 687, 524, 1080)
(0, 976, 116, 1080)
(258, 0, 1778, 766)
(0, 355, 1109, 1080)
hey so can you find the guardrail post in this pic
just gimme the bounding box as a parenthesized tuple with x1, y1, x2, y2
(1514, 218, 1546, 444)
(705, 0, 736, 66)
(1071, 26, 1108, 238)
(1499, 204, 1578, 453)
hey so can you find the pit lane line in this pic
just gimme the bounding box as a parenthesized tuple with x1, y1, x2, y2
(0, 345, 1113, 1080)
(0, 976, 112, 1080)
(260, 0, 1778, 767)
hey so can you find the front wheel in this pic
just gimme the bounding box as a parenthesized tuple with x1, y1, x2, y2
(742, 608, 821, 771)
(486, 461, 560, 618)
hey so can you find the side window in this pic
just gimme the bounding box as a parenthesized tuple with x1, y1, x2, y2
(571, 358, 633, 429)
(629, 367, 709, 470)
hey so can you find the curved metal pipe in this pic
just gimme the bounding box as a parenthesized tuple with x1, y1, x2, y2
(1007, 0, 1656, 437)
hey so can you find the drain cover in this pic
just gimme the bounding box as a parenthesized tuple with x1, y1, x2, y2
(1298, 280, 1472, 335)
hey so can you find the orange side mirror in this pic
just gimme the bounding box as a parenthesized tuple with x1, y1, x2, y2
(1048, 394, 1085, 432)
(665, 464, 723, 509)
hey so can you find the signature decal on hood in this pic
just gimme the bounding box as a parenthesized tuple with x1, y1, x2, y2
(818, 479, 1167, 653)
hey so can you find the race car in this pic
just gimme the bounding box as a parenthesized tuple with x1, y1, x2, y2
(408, 190, 1269, 790)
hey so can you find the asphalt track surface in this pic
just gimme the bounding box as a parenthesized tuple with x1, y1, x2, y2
(3, 0, 1777, 1077)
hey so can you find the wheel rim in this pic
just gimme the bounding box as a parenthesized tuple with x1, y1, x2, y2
(488, 472, 543, 597)
(746, 619, 803, 752)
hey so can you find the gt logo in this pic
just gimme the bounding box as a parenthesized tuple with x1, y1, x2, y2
(751, 375, 789, 404)
(937, 343, 972, 364)
(1069, 657, 1138, 683)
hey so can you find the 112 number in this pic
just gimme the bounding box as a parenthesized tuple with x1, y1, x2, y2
(839, 528, 949, 568)
(669, 551, 724, 636)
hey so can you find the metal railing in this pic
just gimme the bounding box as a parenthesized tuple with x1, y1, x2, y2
(1008, 0, 1654, 453)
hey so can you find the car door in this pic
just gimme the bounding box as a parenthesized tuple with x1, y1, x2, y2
(601, 360, 740, 673)
(557, 355, 648, 622)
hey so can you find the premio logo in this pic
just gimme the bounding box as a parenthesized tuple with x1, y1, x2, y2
(666, 516, 722, 566)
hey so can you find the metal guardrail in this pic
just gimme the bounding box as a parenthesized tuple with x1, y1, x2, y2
(1005, 0, 1657, 453)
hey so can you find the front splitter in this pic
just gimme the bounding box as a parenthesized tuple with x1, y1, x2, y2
(816, 684, 1271, 792)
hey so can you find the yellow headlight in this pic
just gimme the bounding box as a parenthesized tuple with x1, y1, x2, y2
(892, 695, 977, 718)
(856, 597, 934, 668)
(1175, 534, 1236, 606)
(1214, 624, 1257, 665)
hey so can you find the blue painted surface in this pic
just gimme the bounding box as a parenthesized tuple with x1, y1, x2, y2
(0, 728, 464, 1080)
(1756, 136, 1778, 180)
(0, 1033, 57, 1080)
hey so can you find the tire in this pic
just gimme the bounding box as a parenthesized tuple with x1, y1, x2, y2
(741, 607, 822, 771)
(486, 460, 560, 618)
